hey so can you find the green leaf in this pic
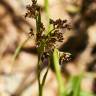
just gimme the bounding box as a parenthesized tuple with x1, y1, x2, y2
(13, 37, 30, 61)
(80, 91, 94, 96)
(72, 74, 83, 96)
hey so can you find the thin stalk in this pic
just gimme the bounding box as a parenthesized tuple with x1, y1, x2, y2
(37, 54, 42, 96)
(36, 3, 50, 96)
(37, 55, 50, 96)
(11, 37, 30, 73)
(36, 12, 44, 96)
(44, 0, 49, 16)
(42, 59, 50, 86)
(13, 37, 30, 61)
(36, 11, 41, 34)
(44, 0, 51, 35)
(53, 48, 66, 96)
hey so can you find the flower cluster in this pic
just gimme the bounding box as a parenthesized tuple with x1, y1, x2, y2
(25, 0, 40, 18)
(50, 19, 71, 29)
(44, 19, 71, 50)
(25, 0, 71, 65)
(59, 52, 71, 65)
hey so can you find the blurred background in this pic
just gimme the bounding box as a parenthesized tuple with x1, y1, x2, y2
(0, 0, 96, 96)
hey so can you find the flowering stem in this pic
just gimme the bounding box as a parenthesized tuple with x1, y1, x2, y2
(37, 55, 42, 96)
(36, 11, 45, 96)
(36, 11, 43, 96)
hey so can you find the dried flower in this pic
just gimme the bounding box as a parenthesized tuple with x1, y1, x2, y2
(25, 0, 40, 18)
(25, 0, 71, 63)
(31, 0, 37, 4)
(59, 52, 71, 65)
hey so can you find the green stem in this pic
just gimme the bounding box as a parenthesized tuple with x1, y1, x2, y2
(53, 48, 66, 96)
(36, 9, 43, 96)
(13, 37, 30, 61)
(41, 62, 50, 86)
(35, 5, 50, 96)
(36, 11, 41, 34)
(37, 55, 42, 96)
(44, 0, 51, 35)
(37, 55, 50, 96)
(39, 85, 43, 96)
(44, 0, 49, 16)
